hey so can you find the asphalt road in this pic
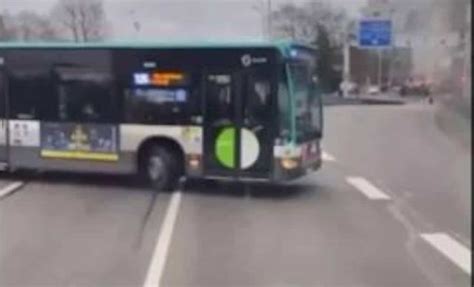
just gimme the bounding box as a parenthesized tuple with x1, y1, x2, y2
(0, 101, 471, 287)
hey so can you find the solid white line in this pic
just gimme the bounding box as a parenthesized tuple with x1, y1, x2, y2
(0, 181, 24, 199)
(322, 151, 336, 162)
(421, 233, 471, 275)
(346, 176, 391, 200)
(143, 191, 183, 287)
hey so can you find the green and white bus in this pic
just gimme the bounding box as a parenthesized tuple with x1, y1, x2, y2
(0, 41, 323, 190)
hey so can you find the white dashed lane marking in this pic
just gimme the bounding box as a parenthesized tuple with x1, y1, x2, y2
(0, 181, 24, 200)
(143, 191, 182, 287)
(346, 176, 391, 200)
(421, 233, 471, 275)
(322, 151, 336, 162)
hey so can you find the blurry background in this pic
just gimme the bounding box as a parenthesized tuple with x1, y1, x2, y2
(0, 0, 471, 107)
(0, 2, 471, 286)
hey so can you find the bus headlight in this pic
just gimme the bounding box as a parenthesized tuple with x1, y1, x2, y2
(188, 154, 201, 169)
(280, 157, 299, 170)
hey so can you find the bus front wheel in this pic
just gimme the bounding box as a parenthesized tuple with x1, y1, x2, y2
(143, 146, 180, 191)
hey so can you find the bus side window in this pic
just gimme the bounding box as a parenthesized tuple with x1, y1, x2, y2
(207, 74, 233, 124)
(53, 67, 114, 123)
(9, 72, 50, 120)
(0, 69, 4, 118)
(278, 67, 291, 139)
(125, 70, 199, 125)
(245, 76, 271, 126)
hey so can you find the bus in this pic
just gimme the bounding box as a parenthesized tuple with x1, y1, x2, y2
(0, 41, 323, 190)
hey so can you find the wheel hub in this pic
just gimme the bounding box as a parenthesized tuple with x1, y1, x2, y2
(148, 156, 165, 182)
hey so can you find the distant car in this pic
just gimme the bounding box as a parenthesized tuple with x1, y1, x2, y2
(391, 85, 402, 93)
(417, 82, 431, 95)
(380, 83, 390, 92)
(348, 82, 360, 94)
(368, 85, 380, 95)
(339, 81, 359, 97)
(399, 81, 430, 96)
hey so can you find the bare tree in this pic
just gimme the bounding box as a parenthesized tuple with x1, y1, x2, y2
(0, 14, 6, 40)
(270, 2, 351, 93)
(271, 1, 348, 47)
(52, 0, 107, 42)
(16, 11, 59, 41)
(0, 12, 19, 41)
(271, 3, 307, 41)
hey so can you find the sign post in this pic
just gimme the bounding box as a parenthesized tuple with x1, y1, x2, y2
(358, 19, 392, 92)
(342, 40, 351, 98)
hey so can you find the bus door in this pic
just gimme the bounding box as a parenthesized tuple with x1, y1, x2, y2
(203, 70, 240, 177)
(240, 67, 274, 177)
(0, 63, 8, 165)
(203, 68, 273, 178)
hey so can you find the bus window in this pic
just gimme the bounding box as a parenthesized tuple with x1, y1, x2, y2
(0, 69, 5, 118)
(124, 69, 199, 125)
(278, 67, 291, 141)
(206, 74, 233, 125)
(9, 71, 50, 120)
(290, 63, 322, 142)
(242, 69, 273, 174)
(246, 79, 271, 124)
(54, 67, 114, 123)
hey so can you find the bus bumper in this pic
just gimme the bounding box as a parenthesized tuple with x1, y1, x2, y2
(272, 155, 322, 182)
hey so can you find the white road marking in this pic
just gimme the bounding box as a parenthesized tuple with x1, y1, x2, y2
(143, 191, 183, 287)
(346, 176, 391, 200)
(0, 181, 24, 200)
(322, 151, 336, 162)
(421, 233, 471, 275)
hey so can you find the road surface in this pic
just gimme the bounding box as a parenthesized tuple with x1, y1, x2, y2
(0, 101, 470, 287)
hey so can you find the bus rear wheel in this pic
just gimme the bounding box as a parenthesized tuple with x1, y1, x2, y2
(143, 146, 180, 191)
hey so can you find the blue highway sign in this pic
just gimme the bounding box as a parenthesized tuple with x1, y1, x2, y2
(359, 20, 392, 47)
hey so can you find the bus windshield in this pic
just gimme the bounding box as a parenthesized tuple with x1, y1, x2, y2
(290, 62, 322, 143)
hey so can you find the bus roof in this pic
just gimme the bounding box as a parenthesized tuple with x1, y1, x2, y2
(0, 40, 316, 58)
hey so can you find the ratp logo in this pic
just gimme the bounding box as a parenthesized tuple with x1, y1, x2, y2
(241, 54, 268, 67)
(241, 54, 252, 67)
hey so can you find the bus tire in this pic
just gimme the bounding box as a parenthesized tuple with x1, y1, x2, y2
(143, 145, 180, 191)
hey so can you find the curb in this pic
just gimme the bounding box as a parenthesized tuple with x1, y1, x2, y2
(434, 103, 471, 149)
(358, 98, 405, 105)
(323, 96, 405, 106)
(436, 93, 471, 119)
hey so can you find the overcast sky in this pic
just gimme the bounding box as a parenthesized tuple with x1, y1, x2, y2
(1, 0, 367, 40)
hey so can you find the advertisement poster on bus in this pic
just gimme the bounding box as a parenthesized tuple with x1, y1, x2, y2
(40, 123, 119, 161)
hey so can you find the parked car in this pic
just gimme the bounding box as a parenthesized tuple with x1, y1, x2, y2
(338, 81, 359, 97)
(380, 83, 390, 92)
(391, 85, 402, 93)
(400, 78, 431, 96)
(368, 85, 380, 95)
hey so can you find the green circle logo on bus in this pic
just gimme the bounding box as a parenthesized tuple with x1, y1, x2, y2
(215, 127, 260, 169)
(215, 127, 236, 169)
